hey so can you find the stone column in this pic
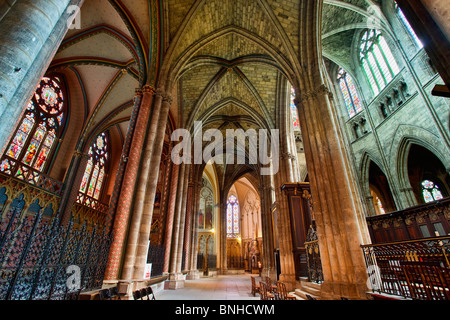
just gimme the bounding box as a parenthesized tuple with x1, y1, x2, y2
(219, 199, 228, 274)
(105, 90, 143, 234)
(175, 164, 190, 272)
(0, 0, 84, 152)
(183, 179, 194, 273)
(187, 179, 202, 280)
(274, 160, 296, 290)
(104, 85, 155, 281)
(58, 149, 89, 225)
(259, 178, 276, 280)
(132, 93, 173, 280)
(167, 163, 187, 289)
(163, 164, 180, 274)
(120, 88, 163, 281)
(296, 85, 370, 300)
(395, 0, 450, 89)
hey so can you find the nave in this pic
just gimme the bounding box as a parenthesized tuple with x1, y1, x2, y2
(156, 274, 262, 301)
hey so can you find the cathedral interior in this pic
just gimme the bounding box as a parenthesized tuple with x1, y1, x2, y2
(0, 0, 449, 302)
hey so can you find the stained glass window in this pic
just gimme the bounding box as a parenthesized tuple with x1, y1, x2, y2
(376, 197, 386, 215)
(421, 180, 444, 203)
(360, 29, 400, 95)
(79, 132, 109, 201)
(1, 76, 66, 175)
(227, 195, 239, 238)
(395, 2, 423, 48)
(289, 86, 301, 131)
(338, 68, 363, 118)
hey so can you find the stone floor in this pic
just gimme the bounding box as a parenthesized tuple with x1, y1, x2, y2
(156, 274, 262, 300)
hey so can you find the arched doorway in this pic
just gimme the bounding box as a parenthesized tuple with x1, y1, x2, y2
(368, 161, 397, 215)
(225, 177, 263, 275)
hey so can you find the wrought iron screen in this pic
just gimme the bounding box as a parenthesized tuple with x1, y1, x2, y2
(361, 237, 450, 300)
(147, 244, 166, 278)
(304, 226, 323, 284)
(0, 205, 113, 300)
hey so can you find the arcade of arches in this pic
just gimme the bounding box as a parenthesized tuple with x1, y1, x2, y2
(0, 0, 448, 301)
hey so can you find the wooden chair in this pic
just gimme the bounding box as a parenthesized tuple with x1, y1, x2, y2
(259, 282, 275, 300)
(251, 276, 260, 297)
(144, 287, 156, 300)
(98, 288, 112, 300)
(276, 281, 296, 300)
(264, 276, 277, 294)
(110, 286, 121, 300)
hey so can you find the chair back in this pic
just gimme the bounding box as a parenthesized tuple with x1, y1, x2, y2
(98, 288, 111, 300)
(277, 282, 287, 300)
(146, 287, 156, 300)
(265, 276, 273, 292)
(259, 282, 267, 300)
(133, 289, 142, 300)
(111, 287, 121, 300)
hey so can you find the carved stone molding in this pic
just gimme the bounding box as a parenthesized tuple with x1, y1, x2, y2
(142, 85, 157, 96)
(163, 94, 174, 105)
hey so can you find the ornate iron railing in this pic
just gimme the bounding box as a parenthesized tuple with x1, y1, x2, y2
(361, 236, 450, 300)
(197, 254, 204, 270)
(0, 156, 64, 196)
(304, 226, 323, 284)
(0, 205, 113, 300)
(76, 193, 109, 214)
(147, 244, 166, 278)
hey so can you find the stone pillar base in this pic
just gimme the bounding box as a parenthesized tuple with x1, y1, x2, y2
(279, 273, 297, 291)
(319, 281, 369, 300)
(117, 280, 148, 300)
(167, 273, 185, 290)
(186, 270, 201, 280)
(261, 267, 278, 281)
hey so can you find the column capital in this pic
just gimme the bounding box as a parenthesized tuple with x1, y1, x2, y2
(163, 93, 174, 105)
(142, 85, 157, 95)
(74, 150, 89, 160)
(296, 84, 333, 106)
(135, 88, 144, 97)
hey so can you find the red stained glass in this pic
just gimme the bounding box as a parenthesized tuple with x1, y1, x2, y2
(33, 131, 55, 172)
(80, 159, 93, 194)
(227, 195, 239, 237)
(3, 76, 65, 175)
(290, 87, 300, 131)
(7, 116, 35, 159)
(87, 164, 100, 198)
(79, 133, 109, 201)
(338, 68, 363, 118)
(94, 168, 105, 200)
(23, 125, 46, 166)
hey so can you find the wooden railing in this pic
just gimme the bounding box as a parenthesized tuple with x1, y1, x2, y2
(361, 237, 450, 300)
(366, 197, 450, 244)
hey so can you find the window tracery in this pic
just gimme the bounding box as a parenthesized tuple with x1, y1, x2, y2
(360, 29, 400, 95)
(1, 76, 66, 177)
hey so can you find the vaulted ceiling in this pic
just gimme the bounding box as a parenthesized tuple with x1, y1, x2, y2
(49, 0, 388, 188)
